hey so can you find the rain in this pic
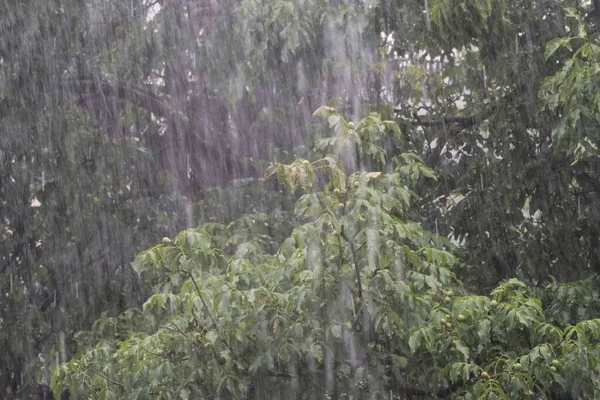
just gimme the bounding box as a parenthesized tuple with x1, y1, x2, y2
(2, 0, 600, 399)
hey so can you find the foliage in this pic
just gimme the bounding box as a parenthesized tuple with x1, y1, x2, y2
(53, 112, 600, 399)
(4, 0, 600, 396)
(369, 0, 600, 292)
(542, 8, 600, 151)
(1, 0, 343, 391)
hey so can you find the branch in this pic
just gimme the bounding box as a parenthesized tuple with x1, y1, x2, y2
(170, 321, 188, 338)
(87, 368, 125, 388)
(394, 102, 501, 169)
(395, 107, 494, 128)
(188, 271, 219, 330)
(267, 370, 298, 379)
(395, 90, 525, 132)
(340, 228, 363, 299)
(62, 78, 192, 132)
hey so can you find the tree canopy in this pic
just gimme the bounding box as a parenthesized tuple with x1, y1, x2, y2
(53, 111, 600, 399)
(2, 0, 600, 398)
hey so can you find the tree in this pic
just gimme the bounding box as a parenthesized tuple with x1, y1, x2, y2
(5, 0, 600, 396)
(1, 0, 358, 392)
(53, 112, 600, 399)
(364, 0, 600, 291)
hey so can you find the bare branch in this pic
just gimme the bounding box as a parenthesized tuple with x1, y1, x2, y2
(62, 78, 192, 132)
(395, 107, 494, 128)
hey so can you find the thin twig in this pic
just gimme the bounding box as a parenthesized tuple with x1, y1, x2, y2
(159, 323, 188, 339)
(171, 321, 188, 338)
(136, 342, 163, 357)
(340, 228, 363, 299)
(348, 239, 363, 299)
(189, 272, 219, 330)
(88, 368, 125, 388)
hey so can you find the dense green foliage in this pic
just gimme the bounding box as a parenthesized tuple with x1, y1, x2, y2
(53, 112, 600, 399)
(3, 0, 600, 398)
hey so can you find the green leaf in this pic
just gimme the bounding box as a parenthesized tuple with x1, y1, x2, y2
(545, 38, 569, 60)
(205, 330, 218, 345)
(565, 7, 580, 19)
(448, 362, 472, 382)
(331, 324, 342, 339)
(552, 372, 567, 388)
(477, 319, 491, 343)
(453, 339, 470, 360)
(180, 388, 190, 400)
(383, 120, 402, 136)
(312, 106, 335, 118)
(390, 354, 408, 368)
(408, 331, 421, 353)
(425, 274, 441, 290)
(505, 278, 526, 287)
(577, 22, 587, 39)
(328, 115, 340, 128)
(309, 343, 323, 362)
